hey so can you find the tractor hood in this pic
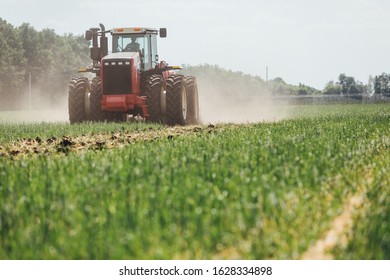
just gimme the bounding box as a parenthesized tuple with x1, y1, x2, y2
(102, 52, 139, 61)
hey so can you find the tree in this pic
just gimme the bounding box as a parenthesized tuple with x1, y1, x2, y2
(322, 81, 342, 95)
(0, 19, 26, 100)
(374, 73, 390, 95)
(336, 73, 364, 95)
(269, 77, 289, 95)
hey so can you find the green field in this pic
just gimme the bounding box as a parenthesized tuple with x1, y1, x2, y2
(0, 104, 389, 259)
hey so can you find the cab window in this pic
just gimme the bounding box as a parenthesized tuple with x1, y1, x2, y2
(112, 35, 152, 70)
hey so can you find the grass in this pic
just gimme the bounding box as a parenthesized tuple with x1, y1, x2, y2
(0, 104, 389, 259)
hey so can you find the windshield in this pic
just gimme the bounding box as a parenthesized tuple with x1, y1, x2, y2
(112, 34, 155, 70)
(112, 34, 158, 70)
(113, 35, 147, 53)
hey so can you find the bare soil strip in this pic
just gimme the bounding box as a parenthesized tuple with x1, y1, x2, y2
(0, 124, 217, 159)
(300, 171, 372, 260)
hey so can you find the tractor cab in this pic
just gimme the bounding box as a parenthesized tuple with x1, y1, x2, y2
(85, 25, 166, 73)
(111, 27, 166, 71)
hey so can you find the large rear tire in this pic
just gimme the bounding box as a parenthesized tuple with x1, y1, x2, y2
(143, 74, 165, 123)
(68, 77, 89, 124)
(166, 74, 188, 125)
(185, 76, 200, 124)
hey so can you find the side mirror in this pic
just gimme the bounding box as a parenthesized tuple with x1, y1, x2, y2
(159, 28, 167, 38)
(85, 30, 93, 41)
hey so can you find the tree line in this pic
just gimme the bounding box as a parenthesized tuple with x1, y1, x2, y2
(322, 73, 390, 96)
(182, 64, 390, 97)
(0, 18, 89, 109)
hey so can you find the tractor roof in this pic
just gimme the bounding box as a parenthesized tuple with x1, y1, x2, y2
(110, 27, 158, 35)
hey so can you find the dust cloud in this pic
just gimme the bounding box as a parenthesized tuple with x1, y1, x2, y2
(0, 109, 69, 123)
(196, 77, 292, 124)
(1, 71, 293, 124)
(0, 78, 69, 123)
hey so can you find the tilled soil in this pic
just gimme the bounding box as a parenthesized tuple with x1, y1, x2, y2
(0, 124, 218, 159)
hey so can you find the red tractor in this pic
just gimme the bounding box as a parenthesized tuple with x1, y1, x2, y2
(68, 24, 199, 125)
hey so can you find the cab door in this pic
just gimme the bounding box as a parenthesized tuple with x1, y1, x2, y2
(150, 34, 158, 69)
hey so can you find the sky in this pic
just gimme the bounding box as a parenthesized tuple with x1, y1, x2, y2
(1, 0, 390, 89)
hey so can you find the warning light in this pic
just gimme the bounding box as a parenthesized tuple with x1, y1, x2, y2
(116, 28, 124, 32)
